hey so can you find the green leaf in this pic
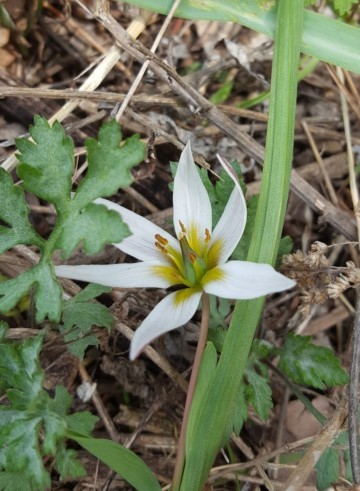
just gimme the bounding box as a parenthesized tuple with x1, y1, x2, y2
(66, 411, 98, 435)
(333, 0, 358, 15)
(49, 385, 73, 417)
(223, 384, 248, 441)
(56, 121, 144, 260)
(209, 79, 234, 105)
(0, 270, 34, 319)
(122, 0, 360, 74)
(69, 283, 112, 302)
(60, 284, 114, 359)
(0, 118, 144, 321)
(315, 447, 339, 490)
(186, 342, 218, 454)
(315, 430, 352, 490)
(244, 363, 272, 421)
(68, 431, 161, 491)
(0, 322, 7, 339)
(16, 116, 73, 214)
(0, 264, 62, 323)
(56, 202, 130, 257)
(42, 411, 67, 455)
(180, 2, 304, 488)
(55, 445, 86, 480)
(276, 235, 293, 267)
(209, 295, 231, 330)
(0, 332, 44, 404)
(231, 195, 258, 261)
(279, 333, 349, 389)
(35, 263, 63, 321)
(0, 168, 43, 253)
(0, 417, 51, 491)
(0, 334, 96, 488)
(75, 121, 146, 208)
(0, 472, 33, 491)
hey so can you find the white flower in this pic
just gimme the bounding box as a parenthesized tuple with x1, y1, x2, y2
(55, 143, 295, 360)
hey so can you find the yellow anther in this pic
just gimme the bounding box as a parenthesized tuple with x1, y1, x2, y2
(205, 228, 211, 243)
(155, 242, 167, 254)
(179, 220, 187, 234)
(155, 234, 168, 246)
(189, 252, 197, 264)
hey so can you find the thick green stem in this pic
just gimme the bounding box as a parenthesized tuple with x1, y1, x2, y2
(180, 1, 304, 489)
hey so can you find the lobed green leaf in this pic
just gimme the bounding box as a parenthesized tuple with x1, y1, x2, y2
(16, 116, 73, 214)
(315, 447, 339, 490)
(0, 168, 42, 253)
(60, 284, 114, 359)
(0, 118, 145, 321)
(243, 341, 274, 421)
(0, 331, 98, 489)
(55, 446, 86, 481)
(244, 366, 272, 421)
(223, 384, 248, 440)
(0, 472, 33, 491)
(279, 333, 349, 389)
(0, 264, 62, 323)
(0, 331, 43, 404)
(75, 121, 146, 208)
(56, 203, 130, 258)
(333, 0, 358, 15)
(0, 417, 50, 490)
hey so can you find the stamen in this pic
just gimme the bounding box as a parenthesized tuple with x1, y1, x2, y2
(155, 242, 167, 254)
(205, 228, 211, 243)
(189, 252, 197, 264)
(179, 220, 187, 234)
(155, 233, 168, 246)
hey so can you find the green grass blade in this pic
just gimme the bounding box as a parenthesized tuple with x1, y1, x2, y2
(68, 431, 161, 491)
(123, 0, 360, 74)
(179, 1, 303, 489)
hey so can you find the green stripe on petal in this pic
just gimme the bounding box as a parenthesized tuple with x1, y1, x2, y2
(152, 264, 187, 287)
(206, 238, 225, 269)
(201, 265, 226, 287)
(173, 287, 203, 306)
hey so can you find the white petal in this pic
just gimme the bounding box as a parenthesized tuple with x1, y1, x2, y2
(55, 262, 175, 288)
(208, 156, 247, 265)
(173, 142, 212, 246)
(130, 288, 202, 360)
(95, 198, 180, 262)
(203, 261, 296, 299)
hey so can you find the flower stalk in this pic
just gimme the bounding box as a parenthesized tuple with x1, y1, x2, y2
(171, 293, 210, 491)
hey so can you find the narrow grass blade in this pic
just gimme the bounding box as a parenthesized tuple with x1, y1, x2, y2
(123, 0, 360, 74)
(68, 431, 161, 491)
(179, 1, 304, 489)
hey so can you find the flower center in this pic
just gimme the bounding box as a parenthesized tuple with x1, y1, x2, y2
(154, 222, 211, 287)
(179, 234, 207, 285)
